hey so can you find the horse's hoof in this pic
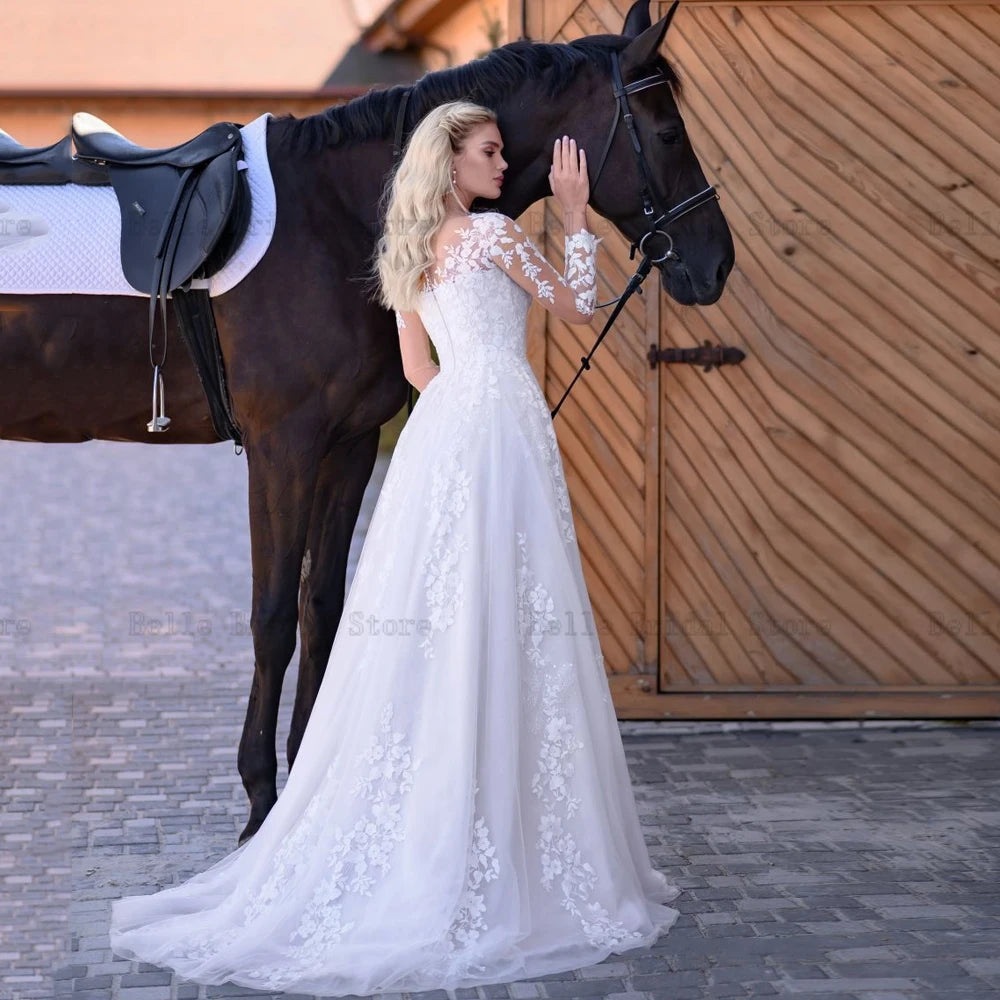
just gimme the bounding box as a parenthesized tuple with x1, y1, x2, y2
(237, 804, 271, 846)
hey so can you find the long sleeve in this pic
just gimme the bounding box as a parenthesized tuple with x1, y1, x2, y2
(395, 309, 440, 392)
(484, 213, 603, 324)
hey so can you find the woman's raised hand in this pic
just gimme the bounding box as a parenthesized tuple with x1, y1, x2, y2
(548, 136, 589, 212)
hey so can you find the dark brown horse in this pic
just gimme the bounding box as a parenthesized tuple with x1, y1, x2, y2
(0, 0, 733, 845)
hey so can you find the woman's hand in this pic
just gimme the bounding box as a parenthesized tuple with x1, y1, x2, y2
(548, 135, 589, 212)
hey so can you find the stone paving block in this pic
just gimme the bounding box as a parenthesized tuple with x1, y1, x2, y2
(576, 961, 630, 979)
(480, 986, 514, 998)
(52, 965, 89, 981)
(702, 924, 758, 939)
(632, 972, 701, 991)
(853, 993, 915, 1000)
(507, 984, 542, 998)
(540, 980, 624, 996)
(774, 980, 922, 994)
(962, 958, 1000, 976)
(73, 976, 114, 989)
(710, 966, 779, 984)
(121, 970, 174, 986)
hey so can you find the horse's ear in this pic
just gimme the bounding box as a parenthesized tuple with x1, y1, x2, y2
(621, 0, 651, 37)
(621, 0, 680, 67)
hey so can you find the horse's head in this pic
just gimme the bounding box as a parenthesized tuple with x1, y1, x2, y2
(569, 0, 733, 305)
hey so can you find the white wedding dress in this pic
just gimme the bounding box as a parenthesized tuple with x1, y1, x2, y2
(109, 210, 681, 995)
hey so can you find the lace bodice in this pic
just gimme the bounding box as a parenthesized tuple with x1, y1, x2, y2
(395, 211, 602, 389)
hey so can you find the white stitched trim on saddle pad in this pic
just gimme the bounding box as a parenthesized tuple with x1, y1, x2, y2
(0, 111, 275, 297)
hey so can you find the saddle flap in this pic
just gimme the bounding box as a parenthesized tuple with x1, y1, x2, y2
(109, 143, 245, 294)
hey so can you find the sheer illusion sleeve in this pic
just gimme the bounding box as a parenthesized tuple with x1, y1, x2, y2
(395, 309, 440, 392)
(484, 213, 603, 324)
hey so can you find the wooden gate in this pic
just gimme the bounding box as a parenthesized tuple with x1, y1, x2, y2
(513, 0, 1000, 718)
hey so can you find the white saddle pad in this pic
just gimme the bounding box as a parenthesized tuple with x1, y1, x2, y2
(0, 112, 275, 297)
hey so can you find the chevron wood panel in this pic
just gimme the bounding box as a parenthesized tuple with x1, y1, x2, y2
(652, 2, 1000, 716)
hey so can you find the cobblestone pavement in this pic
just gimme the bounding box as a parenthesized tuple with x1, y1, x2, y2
(1, 440, 999, 1000)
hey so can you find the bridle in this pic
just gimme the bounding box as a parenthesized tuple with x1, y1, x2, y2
(389, 47, 723, 418)
(550, 49, 721, 417)
(590, 49, 719, 270)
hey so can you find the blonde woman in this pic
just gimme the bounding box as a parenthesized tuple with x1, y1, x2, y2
(108, 99, 681, 995)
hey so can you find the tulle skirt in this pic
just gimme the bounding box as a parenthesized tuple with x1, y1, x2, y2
(109, 363, 681, 994)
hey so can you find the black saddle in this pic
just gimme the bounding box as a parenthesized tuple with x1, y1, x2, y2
(0, 115, 250, 445)
(69, 113, 250, 299)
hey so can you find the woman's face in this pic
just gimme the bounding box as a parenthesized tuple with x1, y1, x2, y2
(451, 122, 508, 209)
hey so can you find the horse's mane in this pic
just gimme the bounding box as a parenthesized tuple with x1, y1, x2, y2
(273, 36, 682, 157)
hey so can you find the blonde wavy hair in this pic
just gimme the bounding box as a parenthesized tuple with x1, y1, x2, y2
(368, 100, 498, 314)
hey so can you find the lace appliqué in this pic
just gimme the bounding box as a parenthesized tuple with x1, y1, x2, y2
(420, 451, 472, 659)
(453, 813, 500, 941)
(564, 231, 601, 316)
(167, 702, 421, 989)
(531, 395, 576, 546)
(422, 214, 498, 293)
(413, 779, 500, 982)
(414, 255, 512, 657)
(515, 530, 643, 951)
(420, 212, 602, 323)
(481, 212, 602, 319)
(392, 779, 499, 987)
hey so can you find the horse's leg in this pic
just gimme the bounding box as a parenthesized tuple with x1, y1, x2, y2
(237, 426, 319, 847)
(287, 426, 381, 769)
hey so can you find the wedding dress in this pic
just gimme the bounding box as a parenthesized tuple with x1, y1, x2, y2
(108, 210, 682, 995)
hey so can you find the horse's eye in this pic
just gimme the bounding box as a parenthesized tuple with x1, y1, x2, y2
(658, 129, 682, 145)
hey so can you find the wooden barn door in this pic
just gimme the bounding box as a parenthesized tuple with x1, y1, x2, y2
(514, 0, 1000, 718)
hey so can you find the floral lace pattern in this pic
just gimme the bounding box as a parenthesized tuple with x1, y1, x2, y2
(443, 780, 500, 959)
(420, 452, 472, 659)
(250, 702, 420, 986)
(482, 214, 602, 319)
(422, 216, 494, 292)
(515, 530, 651, 951)
(421, 211, 602, 321)
(166, 702, 421, 989)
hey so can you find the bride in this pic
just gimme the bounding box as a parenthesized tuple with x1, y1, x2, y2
(108, 99, 682, 995)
